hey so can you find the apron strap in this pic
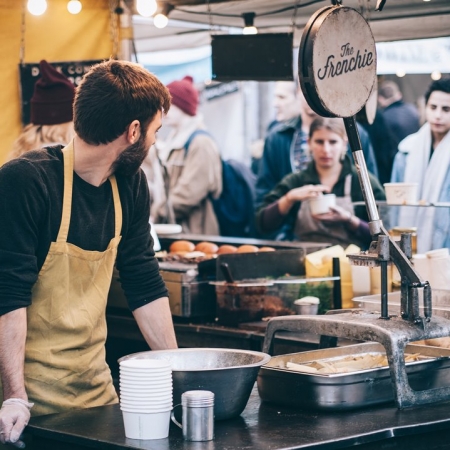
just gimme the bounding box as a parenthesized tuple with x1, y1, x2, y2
(57, 142, 75, 243)
(108, 176, 122, 238)
(344, 174, 352, 197)
(58, 142, 123, 242)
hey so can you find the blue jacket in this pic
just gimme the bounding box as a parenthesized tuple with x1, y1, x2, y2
(255, 116, 379, 206)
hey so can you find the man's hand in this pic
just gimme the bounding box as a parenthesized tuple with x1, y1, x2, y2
(0, 398, 33, 448)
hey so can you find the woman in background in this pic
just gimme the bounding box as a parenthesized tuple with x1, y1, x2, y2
(256, 117, 385, 249)
(8, 60, 75, 161)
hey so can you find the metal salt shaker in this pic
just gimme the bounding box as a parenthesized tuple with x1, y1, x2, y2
(181, 390, 214, 441)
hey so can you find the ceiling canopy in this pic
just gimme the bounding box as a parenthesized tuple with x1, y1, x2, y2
(131, 0, 450, 52)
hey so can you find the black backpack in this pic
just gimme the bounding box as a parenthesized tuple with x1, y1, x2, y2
(184, 130, 256, 237)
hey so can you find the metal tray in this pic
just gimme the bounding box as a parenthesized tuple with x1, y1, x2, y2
(257, 342, 450, 411)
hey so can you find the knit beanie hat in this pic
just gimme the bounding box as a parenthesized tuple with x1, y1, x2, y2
(30, 60, 76, 125)
(166, 76, 199, 116)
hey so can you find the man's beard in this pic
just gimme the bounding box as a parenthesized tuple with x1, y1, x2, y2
(112, 133, 149, 177)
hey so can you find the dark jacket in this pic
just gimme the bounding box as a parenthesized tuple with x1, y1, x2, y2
(255, 116, 379, 206)
(255, 155, 386, 240)
(381, 100, 420, 147)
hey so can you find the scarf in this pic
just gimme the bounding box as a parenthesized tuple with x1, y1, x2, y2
(398, 123, 450, 252)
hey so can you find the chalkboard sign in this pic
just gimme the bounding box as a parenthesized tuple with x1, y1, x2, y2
(19, 59, 103, 125)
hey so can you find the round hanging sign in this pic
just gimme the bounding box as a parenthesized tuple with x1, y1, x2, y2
(299, 6, 377, 118)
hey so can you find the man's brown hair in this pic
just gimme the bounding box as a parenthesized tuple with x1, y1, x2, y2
(73, 60, 171, 145)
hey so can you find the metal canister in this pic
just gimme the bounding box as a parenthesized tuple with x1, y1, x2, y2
(181, 390, 214, 441)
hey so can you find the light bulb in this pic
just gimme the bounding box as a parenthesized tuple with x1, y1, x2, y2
(67, 0, 82, 14)
(396, 70, 406, 78)
(27, 0, 47, 16)
(431, 71, 442, 81)
(153, 13, 169, 29)
(136, 0, 157, 17)
(243, 26, 258, 35)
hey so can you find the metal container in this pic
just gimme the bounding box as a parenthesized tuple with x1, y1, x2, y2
(257, 342, 450, 411)
(181, 390, 214, 441)
(119, 348, 271, 420)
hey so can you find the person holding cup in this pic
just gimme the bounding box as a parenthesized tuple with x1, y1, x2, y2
(256, 117, 385, 249)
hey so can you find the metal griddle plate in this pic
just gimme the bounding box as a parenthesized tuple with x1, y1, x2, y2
(257, 342, 450, 411)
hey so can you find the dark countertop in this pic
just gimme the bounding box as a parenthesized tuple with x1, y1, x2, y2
(27, 387, 450, 450)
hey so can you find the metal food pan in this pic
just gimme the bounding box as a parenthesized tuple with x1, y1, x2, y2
(257, 342, 450, 411)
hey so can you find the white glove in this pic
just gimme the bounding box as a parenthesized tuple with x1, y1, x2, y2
(0, 398, 34, 448)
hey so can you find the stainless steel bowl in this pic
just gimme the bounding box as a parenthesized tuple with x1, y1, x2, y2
(118, 348, 271, 420)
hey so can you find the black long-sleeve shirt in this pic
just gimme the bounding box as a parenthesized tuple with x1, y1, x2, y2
(0, 146, 167, 315)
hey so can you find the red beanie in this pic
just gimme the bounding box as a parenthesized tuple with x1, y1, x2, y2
(30, 60, 76, 125)
(166, 76, 199, 116)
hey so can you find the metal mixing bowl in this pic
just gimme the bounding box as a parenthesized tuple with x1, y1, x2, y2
(118, 348, 271, 420)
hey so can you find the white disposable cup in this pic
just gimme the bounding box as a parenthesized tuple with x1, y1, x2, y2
(120, 391, 173, 400)
(122, 410, 171, 440)
(120, 389, 172, 397)
(119, 372, 172, 379)
(119, 383, 173, 394)
(383, 182, 418, 205)
(121, 403, 172, 410)
(309, 194, 336, 215)
(120, 381, 172, 388)
(412, 254, 430, 281)
(120, 386, 173, 397)
(121, 404, 172, 413)
(120, 400, 173, 409)
(120, 365, 171, 371)
(120, 359, 171, 370)
(120, 369, 171, 376)
(120, 381, 172, 389)
(426, 248, 450, 290)
(120, 391, 173, 399)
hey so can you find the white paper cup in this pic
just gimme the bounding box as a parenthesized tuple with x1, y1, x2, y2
(309, 194, 336, 215)
(120, 400, 173, 409)
(383, 183, 418, 205)
(120, 389, 172, 397)
(121, 404, 172, 413)
(120, 359, 171, 370)
(119, 372, 172, 379)
(122, 410, 171, 440)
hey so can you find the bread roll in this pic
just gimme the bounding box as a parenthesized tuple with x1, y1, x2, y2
(195, 241, 219, 254)
(237, 244, 259, 253)
(217, 245, 238, 255)
(259, 247, 276, 252)
(170, 240, 195, 254)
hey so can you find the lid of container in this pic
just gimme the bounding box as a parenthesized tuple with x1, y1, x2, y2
(294, 296, 320, 305)
(182, 390, 215, 407)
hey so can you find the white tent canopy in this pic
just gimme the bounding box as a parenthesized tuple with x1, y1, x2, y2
(132, 0, 450, 53)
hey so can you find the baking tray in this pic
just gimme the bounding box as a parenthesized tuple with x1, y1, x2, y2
(257, 342, 450, 411)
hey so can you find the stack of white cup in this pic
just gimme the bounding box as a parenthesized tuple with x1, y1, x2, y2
(119, 358, 173, 440)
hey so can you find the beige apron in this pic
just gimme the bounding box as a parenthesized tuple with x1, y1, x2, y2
(295, 174, 355, 246)
(24, 141, 120, 416)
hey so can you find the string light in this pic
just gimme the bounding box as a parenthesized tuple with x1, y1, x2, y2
(136, 0, 157, 17)
(67, 0, 82, 14)
(153, 3, 174, 29)
(153, 13, 168, 28)
(431, 71, 442, 80)
(27, 0, 47, 16)
(242, 12, 258, 35)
